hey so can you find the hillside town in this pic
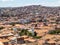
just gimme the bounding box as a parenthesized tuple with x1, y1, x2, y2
(0, 5, 60, 45)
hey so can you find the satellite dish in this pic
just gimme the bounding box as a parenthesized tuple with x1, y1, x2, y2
(13, 28, 17, 31)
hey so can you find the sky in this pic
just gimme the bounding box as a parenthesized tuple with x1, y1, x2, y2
(0, 0, 60, 7)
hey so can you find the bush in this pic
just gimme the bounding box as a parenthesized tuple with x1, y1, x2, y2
(19, 29, 41, 39)
(49, 28, 60, 34)
(19, 29, 29, 36)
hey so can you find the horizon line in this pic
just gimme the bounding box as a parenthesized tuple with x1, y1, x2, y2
(0, 4, 60, 8)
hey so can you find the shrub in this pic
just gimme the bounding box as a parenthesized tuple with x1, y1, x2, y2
(18, 29, 42, 39)
(49, 28, 60, 34)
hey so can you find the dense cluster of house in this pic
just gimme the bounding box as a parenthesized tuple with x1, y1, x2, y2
(0, 5, 60, 45)
(0, 18, 60, 45)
